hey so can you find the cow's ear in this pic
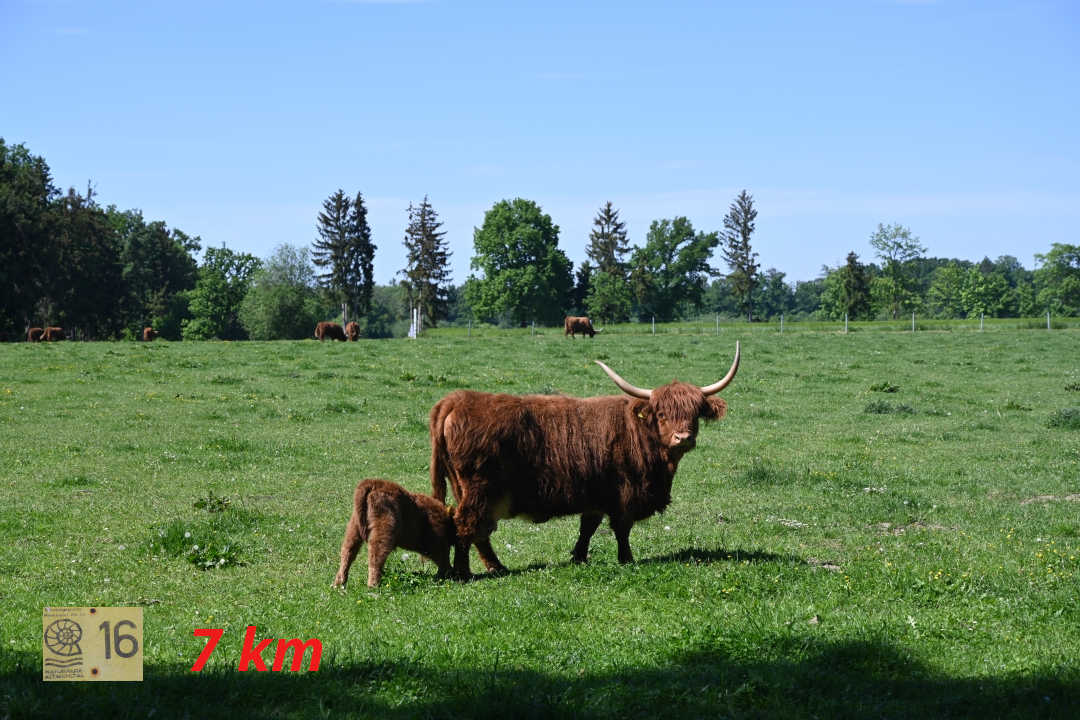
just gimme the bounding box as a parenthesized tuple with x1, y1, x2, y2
(631, 399, 652, 422)
(702, 397, 727, 421)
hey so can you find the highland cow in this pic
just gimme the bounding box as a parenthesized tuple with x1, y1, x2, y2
(564, 316, 600, 338)
(314, 321, 347, 342)
(345, 321, 360, 341)
(27, 327, 43, 342)
(42, 326, 65, 341)
(143, 327, 158, 341)
(333, 478, 456, 588)
(430, 343, 740, 578)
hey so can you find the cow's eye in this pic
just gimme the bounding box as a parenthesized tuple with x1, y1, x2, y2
(657, 412, 666, 420)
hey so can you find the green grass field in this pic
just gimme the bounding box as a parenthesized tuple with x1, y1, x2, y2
(3, 325, 1079, 718)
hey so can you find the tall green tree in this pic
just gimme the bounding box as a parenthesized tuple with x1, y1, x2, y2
(720, 190, 760, 321)
(464, 198, 573, 326)
(573, 260, 593, 314)
(240, 244, 328, 340)
(399, 196, 452, 328)
(1034, 243, 1080, 316)
(629, 216, 719, 322)
(0, 139, 58, 339)
(753, 268, 794, 320)
(839, 252, 872, 320)
(313, 189, 376, 317)
(869, 222, 926, 319)
(927, 262, 968, 318)
(182, 246, 260, 340)
(586, 201, 629, 274)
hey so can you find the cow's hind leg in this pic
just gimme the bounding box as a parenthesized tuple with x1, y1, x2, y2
(474, 536, 508, 575)
(571, 513, 603, 563)
(610, 515, 635, 564)
(333, 512, 364, 588)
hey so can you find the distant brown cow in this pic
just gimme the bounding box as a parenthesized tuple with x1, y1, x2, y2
(27, 327, 44, 342)
(143, 327, 158, 341)
(332, 478, 456, 588)
(42, 326, 65, 341)
(431, 343, 740, 578)
(564, 316, 601, 338)
(345, 321, 360, 341)
(314, 321, 347, 341)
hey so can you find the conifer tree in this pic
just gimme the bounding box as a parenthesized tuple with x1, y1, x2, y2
(312, 189, 376, 317)
(400, 196, 452, 327)
(721, 190, 760, 322)
(584, 202, 632, 322)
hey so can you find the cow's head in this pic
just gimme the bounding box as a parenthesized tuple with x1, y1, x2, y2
(596, 343, 739, 454)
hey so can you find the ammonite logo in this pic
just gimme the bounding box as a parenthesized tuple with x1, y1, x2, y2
(43, 618, 83, 672)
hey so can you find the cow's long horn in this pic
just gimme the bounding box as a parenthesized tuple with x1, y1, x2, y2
(595, 361, 651, 399)
(700, 342, 740, 396)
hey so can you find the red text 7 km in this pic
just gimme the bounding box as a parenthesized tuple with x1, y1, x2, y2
(191, 626, 322, 672)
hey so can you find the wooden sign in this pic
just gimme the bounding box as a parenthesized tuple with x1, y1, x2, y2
(43, 607, 143, 682)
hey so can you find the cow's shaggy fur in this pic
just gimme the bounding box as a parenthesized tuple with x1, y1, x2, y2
(42, 326, 64, 341)
(430, 349, 737, 578)
(564, 316, 600, 338)
(345, 321, 360, 341)
(314, 321, 348, 342)
(143, 327, 158, 341)
(26, 327, 43, 342)
(333, 478, 456, 588)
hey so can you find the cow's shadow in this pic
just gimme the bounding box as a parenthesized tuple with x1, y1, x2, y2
(641, 545, 803, 566)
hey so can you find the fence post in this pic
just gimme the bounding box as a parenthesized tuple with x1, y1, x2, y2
(912, 312, 916, 333)
(780, 314, 784, 334)
(980, 313, 984, 332)
(1048, 311, 1051, 330)
(652, 316, 655, 335)
(844, 313, 848, 334)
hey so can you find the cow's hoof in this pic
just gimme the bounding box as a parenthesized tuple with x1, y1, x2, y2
(485, 565, 509, 577)
(570, 552, 589, 564)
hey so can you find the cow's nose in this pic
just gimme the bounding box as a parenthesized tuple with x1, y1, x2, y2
(673, 431, 691, 444)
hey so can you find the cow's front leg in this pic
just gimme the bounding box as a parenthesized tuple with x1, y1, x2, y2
(610, 516, 635, 564)
(474, 537, 508, 575)
(571, 513, 603, 563)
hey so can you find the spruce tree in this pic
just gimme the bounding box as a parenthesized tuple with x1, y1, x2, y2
(586, 201, 629, 274)
(400, 196, 451, 327)
(312, 189, 376, 318)
(721, 190, 760, 322)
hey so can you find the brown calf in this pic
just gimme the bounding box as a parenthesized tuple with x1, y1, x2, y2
(27, 327, 44, 342)
(143, 327, 158, 341)
(345, 321, 360, 341)
(43, 326, 65, 341)
(564, 316, 600, 338)
(314, 321, 347, 341)
(333, 478, 456, 588)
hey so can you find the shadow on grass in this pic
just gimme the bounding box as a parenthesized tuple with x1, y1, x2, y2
(642, 546, 800, 566)
(5, 636, 1077, 719)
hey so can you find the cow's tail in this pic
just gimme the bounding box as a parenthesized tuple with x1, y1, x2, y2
(429, 402, 449, 504)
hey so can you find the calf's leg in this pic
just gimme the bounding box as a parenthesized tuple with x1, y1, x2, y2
(333, 512, 364, 588)
(365, 493, 399, 587)
(610, 515, 635, 564)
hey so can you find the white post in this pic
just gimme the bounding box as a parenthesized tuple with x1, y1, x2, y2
(532, 320, 535, 336)
(845, 313, 848, 334)
(912, 311, 916, 332)
(417, 306, 422, 335)
(780, 314, 784, 334)
(652, 316, 655, 335)
(980, 314, 984, 332)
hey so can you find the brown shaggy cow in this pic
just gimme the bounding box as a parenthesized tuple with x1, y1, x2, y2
(143, 327, 158, 341)
(314, 321, 347, 341)
(345, 321, 360, 341)
(42, 326, 65, 341)
(332, 478, 456, 588)
(27, 327, 44, 342)
(564, 316, 601, 338)
(430, 343, 740, 578)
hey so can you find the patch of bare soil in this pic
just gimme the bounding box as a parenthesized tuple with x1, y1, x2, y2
(1020, 494, 1080, 506)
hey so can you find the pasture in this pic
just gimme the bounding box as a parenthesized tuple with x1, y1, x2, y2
(2, 325, 1079, 718)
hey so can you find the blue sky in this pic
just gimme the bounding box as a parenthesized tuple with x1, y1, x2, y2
(3, 0, 1077, 286)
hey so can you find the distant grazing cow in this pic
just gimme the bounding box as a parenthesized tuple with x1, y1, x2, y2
(43, 326, 65, 341)
(345, 321, 360, 341)
(430, 343, 740, 578)
(332, 478, 456, 588)
(314, 321, 347, 341)
(564, 316, 601, 338)
(143, 327, 158, 341)
(27, 327, 44, 342)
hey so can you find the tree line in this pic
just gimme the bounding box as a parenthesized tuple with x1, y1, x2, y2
(3, 138, 1078, 341)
